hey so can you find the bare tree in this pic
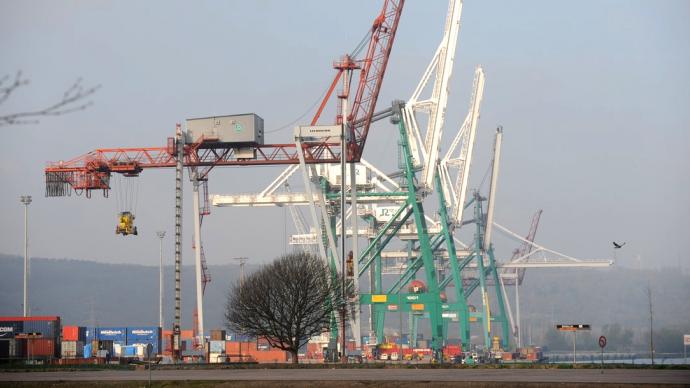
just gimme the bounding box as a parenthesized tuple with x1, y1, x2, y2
(0, 71, 100, 126)
(225, 252, 352, 364)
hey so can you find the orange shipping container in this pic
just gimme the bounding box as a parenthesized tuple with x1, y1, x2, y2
(225, 341, 257, 355)
(24, 338, 56, 357)
(307, 343, 321, 354)
(248, 349, 288, 363)
(162, 330, 194, 340)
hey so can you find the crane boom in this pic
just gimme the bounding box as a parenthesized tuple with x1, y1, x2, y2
(44, 1, 404, 198)
(510, 209, 543, 283)
(449, 66, 484, 224)
(347, 0, 404, 160)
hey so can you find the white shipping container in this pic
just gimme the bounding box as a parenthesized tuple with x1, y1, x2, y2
(209, 353, 227, 364)
(209, 340, 225, 354)
(61, 341, 84, 358)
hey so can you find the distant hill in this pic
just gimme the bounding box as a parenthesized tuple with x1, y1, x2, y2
(0, 254, 259, 330)
(1, 254, 688, 350)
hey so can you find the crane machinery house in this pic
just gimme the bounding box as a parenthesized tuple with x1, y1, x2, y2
(186, 113, 264, 159)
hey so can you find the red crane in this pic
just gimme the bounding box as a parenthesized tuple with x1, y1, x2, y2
(44, 0, 404, 198)
(43, 1, 405, 358)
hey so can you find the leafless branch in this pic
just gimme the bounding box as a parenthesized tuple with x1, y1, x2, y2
(0, 71, 101, 127)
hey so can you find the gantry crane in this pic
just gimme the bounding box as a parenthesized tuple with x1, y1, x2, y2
(212, 0, 467, 355)
(44, 0, 405, 361)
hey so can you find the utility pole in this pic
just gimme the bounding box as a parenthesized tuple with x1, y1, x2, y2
(233, 257, 249, 362)
(20, 195, 32, 317)
(338, 57, 354, 364)
(191, 175, 205, 352)
(156, 231, 166, 329)
(647, 281, 655, 365)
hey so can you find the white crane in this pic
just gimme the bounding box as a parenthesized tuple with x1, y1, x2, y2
(403, 0, 464, 192)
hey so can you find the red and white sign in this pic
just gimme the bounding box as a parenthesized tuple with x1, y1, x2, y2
(684, 334, 690, 346)
(598, 336, 607, 348)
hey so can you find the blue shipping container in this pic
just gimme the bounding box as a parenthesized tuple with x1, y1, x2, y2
(0, 322, 23, 339)
(126, 327, 161, 354)
(123, 346, 137, 357)
(23, 320, 60, 338)
(126, 327, 160, 342)
(96, 327, 127, 342)
(84, 327, 95, 342)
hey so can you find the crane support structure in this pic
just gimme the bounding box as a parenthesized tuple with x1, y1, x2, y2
(43, 1, 405, 364)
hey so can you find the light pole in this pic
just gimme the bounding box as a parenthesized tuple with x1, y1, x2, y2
(156, 231, 166, 329)
(233, 257, 249, 361)
(233, 257, 249, 287)
(20, 195, 32, 317)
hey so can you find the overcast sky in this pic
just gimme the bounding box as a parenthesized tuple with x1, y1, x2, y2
(1, 0, 688, 270)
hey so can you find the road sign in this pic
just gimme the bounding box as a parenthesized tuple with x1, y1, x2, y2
(599, 336, 607, 348)
(556, 324, 591, 331)
(146, 343, 153, 358)
(684, 335, 690, 346)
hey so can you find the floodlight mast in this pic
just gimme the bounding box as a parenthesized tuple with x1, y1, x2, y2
(156, 231, 166, 330)
(20, 195, 32, 317)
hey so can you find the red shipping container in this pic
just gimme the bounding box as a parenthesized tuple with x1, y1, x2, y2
(162, 330, 194, 342)
(24, 338, 56, 357)
(444, 345, 462, 357)
(62, 326, 84, 342)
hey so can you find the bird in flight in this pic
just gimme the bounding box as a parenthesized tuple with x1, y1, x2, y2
(613, 241, 626, 249)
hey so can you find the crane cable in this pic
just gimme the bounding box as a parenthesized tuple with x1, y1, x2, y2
(114, 174, 140, 214)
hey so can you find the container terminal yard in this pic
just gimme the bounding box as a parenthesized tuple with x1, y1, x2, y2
(2, 0, 689, 385)
(0, 315, 546, 364)
(0, 0, 626, 366)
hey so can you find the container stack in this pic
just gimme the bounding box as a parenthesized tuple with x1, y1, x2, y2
(61, 326, 87, 358)
(209, 329, 227, 363)
(95, 327, 126, 358)
(126, 327, 161, 358)
(0, 320, 23, 360)
(162, 329, 192, 355)
(0, 316, 61, 360)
